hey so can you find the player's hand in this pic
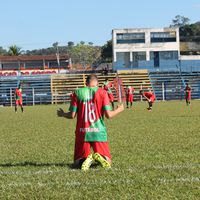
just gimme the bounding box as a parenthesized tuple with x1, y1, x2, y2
(57, 108, 64, 117)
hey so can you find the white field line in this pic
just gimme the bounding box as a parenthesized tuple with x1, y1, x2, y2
(0, 163, 200, 175)
(159, 177, 200, 184)
(1, 177, 200, 190)
(1, 179, 135, 189)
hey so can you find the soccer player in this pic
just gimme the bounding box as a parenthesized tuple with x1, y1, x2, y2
(102, 78, 115, 110)
(140, 90, 155, 111)
(126, 86, 134, 108)
(15, 85, 24, 113)
(57, 74, 124, 171)
(185, 83, 191, 106)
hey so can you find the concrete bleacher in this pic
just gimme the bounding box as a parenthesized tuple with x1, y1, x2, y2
(51, 70, 152, 104)
(0, 70, 153, 106)
(117, 70, 152, 100)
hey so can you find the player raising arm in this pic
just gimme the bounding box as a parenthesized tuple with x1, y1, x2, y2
(57, 74, 124, 171)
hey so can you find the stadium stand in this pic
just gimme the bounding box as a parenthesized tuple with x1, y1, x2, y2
(149, 71, 200, 100)
(149, 71, 184, 100)
(51, 70, 152, 104)
(1, 69, 200, 106)
(0, 70, 152, 106)
(0, 75, 51, 106)
(181, 72, 200, 99)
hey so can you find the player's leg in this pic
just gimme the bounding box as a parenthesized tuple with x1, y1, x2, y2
(15, 101, 18, 112)
(111, 101, 114, 110)
(74, 136, 94, 170)
(19, 101, 24, 112)
(148, 101, 153, 110)
(186, 96, 189, 106)
(21, 106, 24, 112)
(130, 95, 133, 108)
(109, 93, 114, 110)
(92, 142, 111, 169)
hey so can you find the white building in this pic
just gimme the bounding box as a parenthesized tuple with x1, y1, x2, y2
(112, 28, 180, 70)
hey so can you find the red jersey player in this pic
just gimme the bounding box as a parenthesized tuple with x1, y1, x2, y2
(15, 85, 24, 113)
(140, 90, 155, 111)
(102, 78, 115, 110)
(185, 83, 191, 106)
(57, 74, 124, 171)
(126, 86, 134, 108)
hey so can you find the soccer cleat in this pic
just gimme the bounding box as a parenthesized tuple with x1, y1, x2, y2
(81, 154, 94, 171)
(93, 153, 111, 169)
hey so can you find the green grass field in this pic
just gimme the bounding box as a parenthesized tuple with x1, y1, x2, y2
(0, 101, 200, 199)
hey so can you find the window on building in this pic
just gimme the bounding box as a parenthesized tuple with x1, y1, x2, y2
(116, 52, 130, 68)
(151, 32, 176, 43)
(117, 33, 145, 44)
(132, 52, 146, 61)
(150, 51, 178, 60)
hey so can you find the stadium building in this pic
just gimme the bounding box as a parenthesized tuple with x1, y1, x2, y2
(112, 28, 200, 72)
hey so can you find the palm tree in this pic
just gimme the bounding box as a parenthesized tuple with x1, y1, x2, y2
(8, 45, 22, 56)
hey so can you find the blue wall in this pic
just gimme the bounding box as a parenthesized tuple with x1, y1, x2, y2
(114, 59, 200, 72)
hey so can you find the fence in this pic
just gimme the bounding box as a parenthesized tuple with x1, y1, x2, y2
(0, 75, 51, 106)
(149, 72, 200, 101)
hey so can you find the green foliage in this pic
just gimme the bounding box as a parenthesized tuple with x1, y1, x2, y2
(69, 42, 101, 67)
(101, 40, 112, 62)
(8, 45, 23, 56)
(180, 23, 200, 42)
(170, 15, 190, 28)
(0, 101, 200, 199)
(0, 46, 7, 55)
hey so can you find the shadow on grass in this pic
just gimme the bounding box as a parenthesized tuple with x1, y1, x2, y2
(0, 161, 100, 170)
(0, 162, 76, 169)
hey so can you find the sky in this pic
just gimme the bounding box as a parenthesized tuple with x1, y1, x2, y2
(0, 0, 199, 50)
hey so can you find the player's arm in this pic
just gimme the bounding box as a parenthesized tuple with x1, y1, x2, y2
(57, 92, 78, 119)
(57, 108, 76, 119)
(141, 93, 150, 102)
(105, 104, 124, 119)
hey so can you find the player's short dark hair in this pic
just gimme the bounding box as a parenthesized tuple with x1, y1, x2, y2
(86, 74, 98, 85)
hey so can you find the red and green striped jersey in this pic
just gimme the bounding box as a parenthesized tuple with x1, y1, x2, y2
(126, 86, 134, 95)
(69, 87, 112, 142)
(103, 81, 113, 94)
(15, 88, 22, 100)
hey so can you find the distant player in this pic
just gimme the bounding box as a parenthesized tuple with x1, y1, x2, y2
(185, 83, 191, 106)
(126, 86, 134, 108)
(140, 90, 155, 111)
(102, 78, 115, 110)
(15, 85, 24, 113)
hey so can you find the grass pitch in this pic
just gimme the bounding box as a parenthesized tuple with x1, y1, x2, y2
(0, 101, 200, 199)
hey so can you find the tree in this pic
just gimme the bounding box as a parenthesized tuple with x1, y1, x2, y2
(170, 15, 190, 28)
(80, 41, 85, 45)
(101, 40, 112, 62)
(8, 45, 23, 56)
(0, 46, 7, 55)
(69, 42, 101, 69)
(88, 42, 93, 46)
(68, 41, 74, 47)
